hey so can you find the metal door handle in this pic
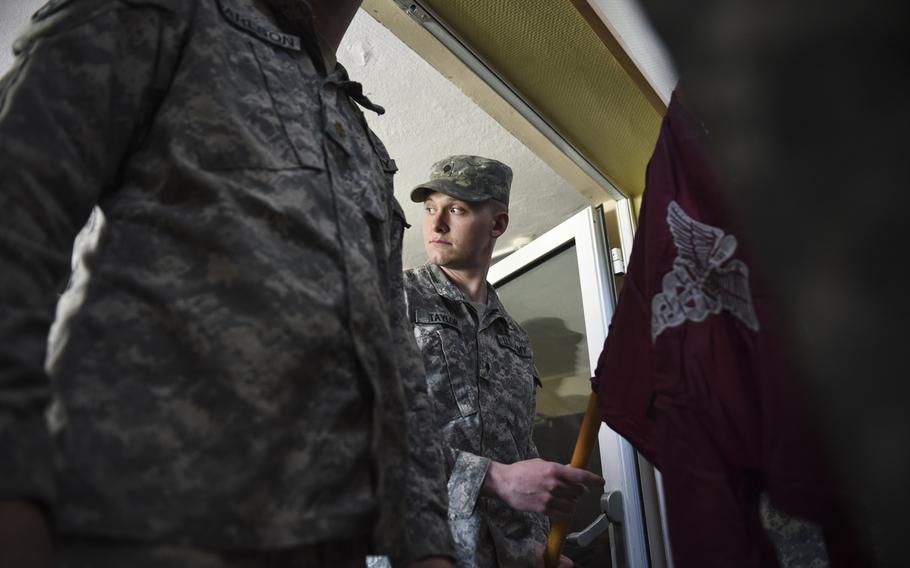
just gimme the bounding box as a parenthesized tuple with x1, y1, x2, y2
(567, 512, 610, 547)
(567, 491, 625, 567)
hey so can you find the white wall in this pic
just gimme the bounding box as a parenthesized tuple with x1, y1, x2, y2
(339, 11, 588, 267)
(0, 0, 43, 73)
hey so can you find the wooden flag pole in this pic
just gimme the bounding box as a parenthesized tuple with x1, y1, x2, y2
(544, 392, 602, 568)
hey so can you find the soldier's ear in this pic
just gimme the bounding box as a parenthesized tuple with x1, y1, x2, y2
(491, 210, 509, 238)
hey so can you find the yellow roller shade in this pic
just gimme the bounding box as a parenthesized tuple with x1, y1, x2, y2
(422, 0, 663, 198)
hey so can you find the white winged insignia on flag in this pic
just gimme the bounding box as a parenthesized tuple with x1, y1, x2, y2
(651, 201, 760, 341)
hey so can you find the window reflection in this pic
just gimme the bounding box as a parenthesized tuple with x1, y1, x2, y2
(495, 245, 611, 566)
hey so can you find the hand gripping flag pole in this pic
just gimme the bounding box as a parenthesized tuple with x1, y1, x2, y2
(544, 392, 601, 568)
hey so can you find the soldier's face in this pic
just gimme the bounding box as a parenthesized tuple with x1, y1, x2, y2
(422, 192, 506, 270)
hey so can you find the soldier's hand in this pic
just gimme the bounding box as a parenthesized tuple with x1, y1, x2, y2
(482, 458, 604, 519)
(407, 556, 455, 568)
(0, 499, 52, 568)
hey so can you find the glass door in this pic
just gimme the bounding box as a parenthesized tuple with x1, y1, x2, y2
(489, 206, 649, 568)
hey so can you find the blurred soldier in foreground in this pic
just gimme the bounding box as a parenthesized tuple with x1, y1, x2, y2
(0, 1, 453, 566)
(403, 156, 604, 567)
(637, 0, 907, 563)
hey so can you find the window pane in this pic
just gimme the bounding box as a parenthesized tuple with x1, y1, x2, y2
(496, 245, 611, 566)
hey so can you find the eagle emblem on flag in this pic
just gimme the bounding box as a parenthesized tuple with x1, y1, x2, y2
(651, 201, 760, 341)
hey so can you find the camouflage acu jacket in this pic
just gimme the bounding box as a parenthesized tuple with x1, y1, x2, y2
(0, 0, 451, 561)
(404, 264, 548, 567)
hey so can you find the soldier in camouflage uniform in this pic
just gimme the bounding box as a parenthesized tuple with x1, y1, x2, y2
(0, 1, 454, 567)
(403, 156, 603, 568)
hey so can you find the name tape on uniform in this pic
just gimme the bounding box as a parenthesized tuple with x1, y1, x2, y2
(415, 310, 460, 330)
(222, 6, 301, 51)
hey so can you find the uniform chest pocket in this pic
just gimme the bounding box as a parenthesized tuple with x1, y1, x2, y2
(415, 324, 478, 426)
(186, 0, 324, 172)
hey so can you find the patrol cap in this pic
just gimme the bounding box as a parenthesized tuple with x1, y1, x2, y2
(410, 155, 512, 206)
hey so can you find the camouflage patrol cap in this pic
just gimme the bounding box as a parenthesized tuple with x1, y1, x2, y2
(410, 155, 512, 206)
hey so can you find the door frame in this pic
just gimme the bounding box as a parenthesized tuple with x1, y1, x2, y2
(488, 206, 649, 567)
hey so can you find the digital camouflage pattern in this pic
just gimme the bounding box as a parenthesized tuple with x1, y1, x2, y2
(760, 494, 830, 568)
(403, 263, 548, 568)
(55, 535, 371, 568)
(409, 155, 513, 206)
(0, 0, 452, 564)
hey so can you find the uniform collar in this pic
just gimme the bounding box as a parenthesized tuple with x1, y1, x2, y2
(425, 263, 506, 325)
(426, 263, 465, 302)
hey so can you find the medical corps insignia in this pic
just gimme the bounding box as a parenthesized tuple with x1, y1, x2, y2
(651, 200, 760, 341)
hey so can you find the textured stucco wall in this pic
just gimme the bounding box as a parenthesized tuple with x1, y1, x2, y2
(339, 11, 588, 267)
(0, 0, 44, 73)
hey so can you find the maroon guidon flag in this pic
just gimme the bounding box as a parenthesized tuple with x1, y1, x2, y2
(591, 90, 857, 567)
